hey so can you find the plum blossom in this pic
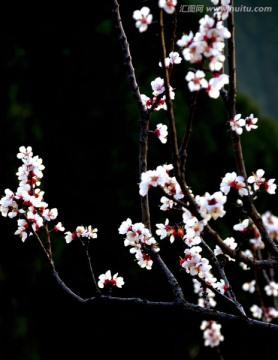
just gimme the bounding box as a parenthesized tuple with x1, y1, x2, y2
(193, 279, 217, 308)
(262, 211, 278, 241)
(176, 31, 194, 49)
(250, 304, 263, 319)
(98, 270, 124, 289)
(177, 14, 230, 84)
(156, 219, 184, 244)
(118, 218, 159, 270)
(220, 171, 248, 197)
(0, 146, 65, 243)
(155, 123, 168, 144)
(249, 236, 264, 250)
(263, 307, 278, 322)
(133, 7, 153, 33)
(201, 321, 224, 347)
(180, 246, 213, 281)
(239, 249, 253, 271)
(250, 305, 278, 322)
(159, 51, 182, 68)
(140, 94, 153, 110)
(17, 145, 33, 159)
(185, 70, 208, 92)
(215, 279, 228, 294)
(141, 94, 167, 111)
(139, 164, 184, 200)
(233, 218, 249, 232)
(65, 225, 98, 243)
(151, 77, 175, 99)
(214, 237, 237, 261)
(141, 77, 175, 112)
(195, 191, 227, 221)
(156, 218, 171, 240)
(244, 113, 258, 131)
(151, 77, 165, 95)
(242, 280, 256, 293)
(54, 222, 65, 232)
(159, 0, 177, 14)
(14, 219, 29, 242)
(159, 196, 175, 211)
(206, 73, 229, 99)
(182, 214, 206, 247)
(247, 169, 276, 194)
(229, 114, 245, 135)
(264, 281, 278, 297)
(213, 0, 231, 21)
(43, 208, 58, 221)
(139, 166, 170, 197)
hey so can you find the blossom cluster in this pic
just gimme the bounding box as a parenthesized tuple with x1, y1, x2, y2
(65, 225, 98, 243)
(159, 51, 182, 69)
(0, 146, 62, 242)
(177, 14, 231, 98)
(250, 304, 278, 323)
(141, 76, 175, 112)
(156, 211, 228, 295)
(139, 163, 184, 200)
(118, 218, 159, 270)
(229, 113, 258, 135)
(211, 0, 231, 21)
(200, 320, 224, 347)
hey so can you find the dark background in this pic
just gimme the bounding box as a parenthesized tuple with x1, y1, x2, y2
(0, 1, 277, 359)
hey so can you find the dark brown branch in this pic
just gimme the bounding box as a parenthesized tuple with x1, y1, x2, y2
(201, 238, 246, 316)
(50, 268, 278, 332)
(149, 245, 185, 303)
(226, 1, 278, 257)
(111, 0, 151, 228)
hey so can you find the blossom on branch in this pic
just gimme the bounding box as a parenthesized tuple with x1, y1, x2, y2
(98, 270, 124, 289)
(229, 114, 245, 134)
(155, 123, 168, 144)
(206, 73, 229, 99)
(244, 113, 258, 131)
(214, 237, 237, 261)
(262, 211, 278, 241)
(247, 169, 276, 194)
(0, 146, 65, 243)
(213, 0, 231, 21)
(195, 191, 227, 221)
(220, 171, 248, 197)
(264, 281, 278, 297)
(242, 280, 256, 293)
(200, 320, 224, 347)
(118, 218, 159, 270)
(159, 196, 175, 211)
(139, 164, 184, 200)
(159, 51, 182, 68)
(64, 225, 98, 243)
(158, 0, 177, 14)
(185, 70, 208, 92)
